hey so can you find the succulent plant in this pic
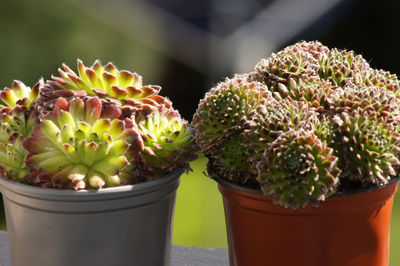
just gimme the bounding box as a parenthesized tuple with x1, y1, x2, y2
(0, 80, 44, 180)
(22, 97, 139, 189)
(254, 41, 372, 89)
(318, 48, 370, 87)
(192, 74, 275, 181)
(272, 77, 336, 112)
(244, 97, 318, 173)
(0, 107, 33, 180)
(0, 60, 197, 190)
(0, 80, 42, 108)
(352, 68, 400, 95)
(207, 131, 253, 183)
(331, 111, 400, 185)
(257, 129, 340, 209)
(195, 40, 400, 209)
(329, 85, 400, 125)
(48, 59, 172, 112)
(192, 74, 275, 153)
(254, 41, 325, 89)
(128, 107, 198, 180)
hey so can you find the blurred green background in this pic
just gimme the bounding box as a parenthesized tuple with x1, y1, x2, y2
(1, 0, 400, 264)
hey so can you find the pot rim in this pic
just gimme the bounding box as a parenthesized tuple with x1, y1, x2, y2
(209, 163, 399, 198)
(0, 168, 184, 200)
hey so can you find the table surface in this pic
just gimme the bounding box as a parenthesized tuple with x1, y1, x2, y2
(0, 231, 229, 266)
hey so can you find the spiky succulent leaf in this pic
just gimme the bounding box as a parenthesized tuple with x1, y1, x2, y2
(0, 80, 42, 108)
(244, 98, 319, 173)
(257, 129, 340, 209)
(131, 108, 198, 180)
(23, 97, 139, 189)
(192, 74, 275, 154)
(331, 111, 400, 185)
(48, 59, 171, 111)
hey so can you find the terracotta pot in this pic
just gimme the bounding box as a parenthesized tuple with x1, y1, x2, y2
(216, 177, 398, 266)
(0, 168, 183, 266)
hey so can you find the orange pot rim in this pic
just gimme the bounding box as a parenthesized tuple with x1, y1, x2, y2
(213, 175, 399, 216)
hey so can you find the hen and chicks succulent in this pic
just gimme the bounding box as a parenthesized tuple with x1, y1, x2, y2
(193, 41, 400, 209)
(0, 60, 197, 189)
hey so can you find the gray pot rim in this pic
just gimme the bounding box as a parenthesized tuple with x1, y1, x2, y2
(0, 168, 184, 201)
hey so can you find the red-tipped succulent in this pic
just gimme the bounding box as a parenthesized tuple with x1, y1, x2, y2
(23, 97, 138, 189)
(48, 59, 172, 112)
(0, 60, 197, 189)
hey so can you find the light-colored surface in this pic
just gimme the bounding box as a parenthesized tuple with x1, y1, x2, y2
(0, 231, 10, 266)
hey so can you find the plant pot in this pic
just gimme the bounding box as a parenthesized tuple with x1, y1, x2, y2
(0, 168, 183, 266)
(215, 175, 398, 266)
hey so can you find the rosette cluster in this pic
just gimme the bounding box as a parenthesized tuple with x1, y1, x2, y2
(0, 60, 197, 189)
(193, 40, 400, 209)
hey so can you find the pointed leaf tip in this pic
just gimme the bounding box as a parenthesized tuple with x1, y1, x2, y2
(85, 97, 102, 124)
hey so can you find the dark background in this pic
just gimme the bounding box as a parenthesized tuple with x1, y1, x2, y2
(0, 0, 399, 121)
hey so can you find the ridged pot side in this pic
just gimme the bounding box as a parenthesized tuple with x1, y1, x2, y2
(216, 177, 398, 266)
(0, 168, 183, 266)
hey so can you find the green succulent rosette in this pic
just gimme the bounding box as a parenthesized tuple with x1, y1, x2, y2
(129, 107, 198, 180)
(318, 48, 370, 87)
(0, 80, 43, 180)
(331, 111, 400, 185)
(206, 130, 253, 183)
(257, 129, 341, 209)
(329, 86, 400, 125)
(352, 68, 400, 96)
(0, 107, 35, 180)
(272, 77, 336, 112)
(244, 97, 319, 173)
(192, 74, 275, 182)
(0, 79, 42, 108)
(254, 41, 326, 90)
(48, 59, 172, 111)
(23, 97, 139, 189)
(192, 74, 275, 153)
